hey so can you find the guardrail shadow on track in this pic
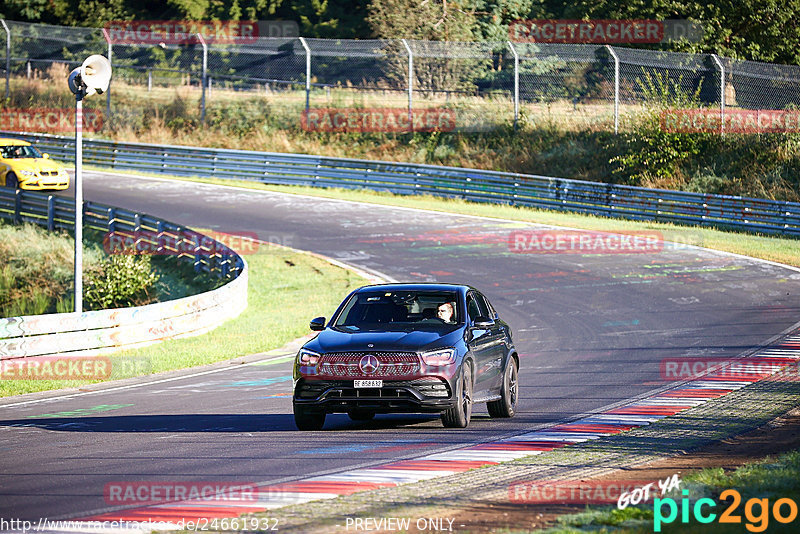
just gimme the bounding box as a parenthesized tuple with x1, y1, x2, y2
(3, 130, 799, 237)
(0, 187, 248, 360)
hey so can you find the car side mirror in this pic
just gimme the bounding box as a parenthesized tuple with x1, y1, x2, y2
(42, 153, 50, 159)
(473, 315, 494, 328)
(309, 316, 326, 331)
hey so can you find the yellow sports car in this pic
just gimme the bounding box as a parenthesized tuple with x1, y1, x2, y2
(1, 138, 70, 191)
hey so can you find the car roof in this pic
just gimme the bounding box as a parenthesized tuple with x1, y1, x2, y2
(355, 283, 472, 294)
(0, 138, 32, 146)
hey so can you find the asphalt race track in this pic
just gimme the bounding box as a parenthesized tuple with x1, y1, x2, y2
(1, 171, 798, 522)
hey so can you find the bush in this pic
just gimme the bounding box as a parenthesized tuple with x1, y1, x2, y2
(0, 223, 103, 317)
(83, 255, 160, 310)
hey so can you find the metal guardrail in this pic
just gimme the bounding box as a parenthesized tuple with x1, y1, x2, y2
(3, 131, 800, 237)
(0, 186, 247, 360)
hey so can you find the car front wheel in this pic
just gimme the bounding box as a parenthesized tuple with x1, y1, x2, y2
(293, 404, 326, 430)
(6, 172, 18, 189)
(441, 363, 473, 428)
(488, 357, 518, 418)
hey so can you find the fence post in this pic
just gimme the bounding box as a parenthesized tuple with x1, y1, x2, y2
(197, 33, 207, 124)
(401, 39, 413, 130)
(506, 41, 519, 128)
(1, 20, 10, 101)
(711, 54, 725, 135)
(299, 37, 311, 113)
(605, 45, 619, 135)
(101, 28, 112, 121)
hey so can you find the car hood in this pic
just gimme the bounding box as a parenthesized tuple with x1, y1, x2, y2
(308, 328, 462, 353)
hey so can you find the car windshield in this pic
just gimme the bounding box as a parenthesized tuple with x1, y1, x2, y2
(334, 290, 461, 332)
(1, 145, 43, 159)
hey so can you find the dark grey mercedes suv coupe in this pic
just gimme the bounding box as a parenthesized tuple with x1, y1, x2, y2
(292, 283, 518, 430)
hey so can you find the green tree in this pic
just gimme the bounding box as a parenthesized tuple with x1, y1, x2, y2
(367, 0, 479, 40)
(275, 0, 371, 38)
(560, 0, 800, 65)
(0, 0, 286, 27)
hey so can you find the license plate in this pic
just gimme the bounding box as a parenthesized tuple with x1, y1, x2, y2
(354, 380, 382, 388)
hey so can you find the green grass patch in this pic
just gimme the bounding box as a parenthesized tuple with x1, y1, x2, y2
(0, 246, 365, 397)
(91, 167, 800, 269)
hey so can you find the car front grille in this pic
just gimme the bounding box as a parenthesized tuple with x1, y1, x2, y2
(295, 377, 451, 400)
(317, 351, 420, 378)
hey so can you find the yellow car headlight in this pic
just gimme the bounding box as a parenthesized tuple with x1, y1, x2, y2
(19, 170, 37, 177)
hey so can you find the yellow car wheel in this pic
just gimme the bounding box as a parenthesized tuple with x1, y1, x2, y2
(6, 172, 18, 190)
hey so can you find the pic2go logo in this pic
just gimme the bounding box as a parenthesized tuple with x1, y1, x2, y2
(654, 489, 799, 532)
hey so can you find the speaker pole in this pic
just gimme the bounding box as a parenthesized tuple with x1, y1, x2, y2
(74, 89, 84, 314)
(67, 54, 111, 315)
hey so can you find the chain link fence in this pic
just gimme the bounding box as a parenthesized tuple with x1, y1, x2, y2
(2, 19, 800, 134)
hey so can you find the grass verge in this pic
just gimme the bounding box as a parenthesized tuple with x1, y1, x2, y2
(0, 245, 366, 397)
(88, 167, 800, 269)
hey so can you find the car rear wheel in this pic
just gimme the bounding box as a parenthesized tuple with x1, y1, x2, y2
(441, 363, 473, 428)
(6, 172, 18, 189)
(347, 410, 375, 421)
(293, 404, 326, 430)
(488, 357, 518, 418)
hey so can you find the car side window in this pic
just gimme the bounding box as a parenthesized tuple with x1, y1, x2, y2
(467, 293, 489, 321)
(478, 293, 496, 318)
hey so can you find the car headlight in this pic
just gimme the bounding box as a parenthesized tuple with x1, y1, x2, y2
(419, 348, 456, 366)
(18, 170, 37, 177)
(297, 349, 320, 365)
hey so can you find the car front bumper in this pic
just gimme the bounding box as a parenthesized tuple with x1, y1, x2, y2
(20, 178, 70, 190)
(293, 377, 455, 414)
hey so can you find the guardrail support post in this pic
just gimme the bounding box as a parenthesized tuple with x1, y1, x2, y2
(156, 221, 164, 254)
(197, 33, 208, 124)
(47, 195, 55, 231)
(13, 189, 22, 224)
(507, 41, 519, 129)
(299, 37, 311, 113)
(102, 28, 112, 121)
(605, 45, 619, 135)
(711, 54, 725, 135)
(1, 20, 10, 101)
(401, 39, 413, 131)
